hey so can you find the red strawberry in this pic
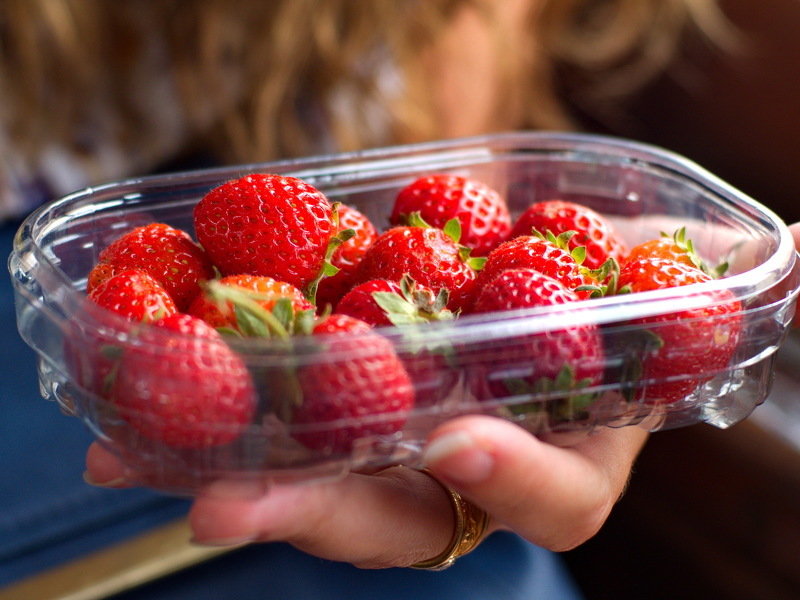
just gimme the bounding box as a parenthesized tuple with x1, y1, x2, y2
(193, 174, 336, 295)
(316, 203, 379, 310)
(75, 270, 178, 404)
(468, 268, 605, 417)
(510, 200, 627, 270)
(390, 174, 511, 256)
(336, 276, 458, 410)
(353, 218, 480, 313)
(615, 257, 742, 404)
(472, 268, 579, 314)
(112, 312, 257, 448)
(87, 223, 215, 311)
(290, 314, 415, 453)
(469, 233, 598, 308)
(87, 269, 177, 322)
(335, 279, 403, 327)
(188, 273, 314, 335)
(335, 276, 453, 328)
(624, 227, 726, 278)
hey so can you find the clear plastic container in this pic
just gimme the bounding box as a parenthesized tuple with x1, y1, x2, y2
(9, 132, 800, 492)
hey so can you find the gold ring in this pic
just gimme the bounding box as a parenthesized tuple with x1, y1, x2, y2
(411, 469, 490, 570)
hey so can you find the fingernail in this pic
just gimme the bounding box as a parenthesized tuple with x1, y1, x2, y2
(202, 478, 270, 500)
(82, 471, 127, 488)
(423, 431, 494, 484)
(190, 535, 258, 548)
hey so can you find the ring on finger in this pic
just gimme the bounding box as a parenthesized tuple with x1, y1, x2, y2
(411, 469, 490, 570)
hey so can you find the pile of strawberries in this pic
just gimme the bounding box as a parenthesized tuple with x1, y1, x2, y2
(78, 172, 742, 454)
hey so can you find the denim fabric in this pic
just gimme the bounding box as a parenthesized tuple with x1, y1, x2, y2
(0, 220, 193, 587)
(114, 532, 585, 600)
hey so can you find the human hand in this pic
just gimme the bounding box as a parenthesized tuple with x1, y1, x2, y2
(85, 416, 647, 569)
(789, 222, 800, 252)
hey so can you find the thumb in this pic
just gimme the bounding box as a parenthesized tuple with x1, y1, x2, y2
(789, 222, 800, 252)
(421, 415, 648, 551)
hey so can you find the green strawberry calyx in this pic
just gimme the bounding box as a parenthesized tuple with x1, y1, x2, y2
(205, 280, 316, 339)
(532, 229, 586, 263)
(663, 227, 728, 279)
(502, 364, 600, 420)
(576, 257, 622, 298)
(371, 274, 455, 326)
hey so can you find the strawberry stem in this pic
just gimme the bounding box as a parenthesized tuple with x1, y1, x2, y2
(304, 228, 356, 306)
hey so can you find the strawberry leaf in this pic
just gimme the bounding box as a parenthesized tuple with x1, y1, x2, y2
(582, 257, 620, 297)
(373, 291, 421, 326)
(205, 280, 291, 339)
(466, 255, 487, 272)
(443, 218, 462, 244)
(406, 212, 432, 228)
(570, 246, 587, 266)
(665, 227, 728, 278)
(235, 304, 274, 338)
(372, 274, 455, 326)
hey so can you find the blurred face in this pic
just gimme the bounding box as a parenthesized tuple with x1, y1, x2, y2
(425, 0, 539, 137)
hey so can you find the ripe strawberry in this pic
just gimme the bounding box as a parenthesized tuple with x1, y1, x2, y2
(87, 223, 215, 311)
(193, 174, 336, 295)
(112, 312, 257, 448)
(77, 270, 178, 406)
(472, 268, 579, 314)
(335, 276, 453, 328)
(87, 269, 177, 322)
(510, 200, 627, 270)
(469, 233, 598, 308)
(316, 203, 379, 310)
(335, 276, 458, 410)
(290, 314, 415, 453)
(188, 274, 314, 335)
(615, 257, 742, 404)
(468, 268, 605, 417)
(624, 227, 727, 278)
(353, 218, 481, 313)
(390, 174, 511, 256)
(335, 279, 403, 327)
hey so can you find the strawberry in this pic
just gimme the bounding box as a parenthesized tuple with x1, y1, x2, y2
(193, 174, 337, 297)
(335, 275, 453, 328)
(624, 227, 727, 278)
(75, 270, 178, 404)
(87, 269, 177, 322)
(468, 232, 598, 308)
(390, 174, 511, 256)
(510, 200, 627, 270)
(334, 279, 404, 327)
(353, 217, 481, 313)
(316, 203, 379, 310)
(615, 257, 742, 404)
(467, 268, 605, 418)
(86, 223, 215, 311)
(335, 276, 458, 410)
(290, 314, 415, 453)
(112, 312, 257, 448)
(188, 274, 314, 335)
(472, 268, 580, 314)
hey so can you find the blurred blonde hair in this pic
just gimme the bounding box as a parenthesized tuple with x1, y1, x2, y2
(0, 0, 730, 175)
